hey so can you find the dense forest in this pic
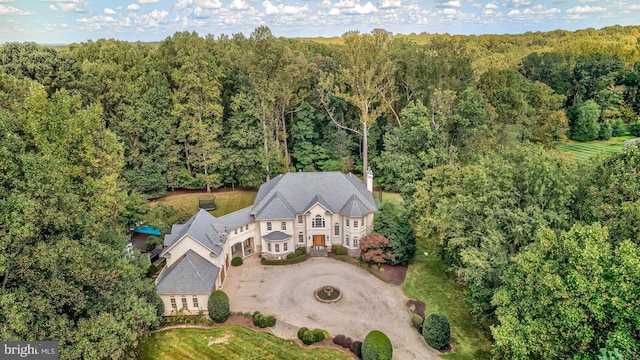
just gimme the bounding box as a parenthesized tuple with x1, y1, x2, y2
(1, 25, 639, 359)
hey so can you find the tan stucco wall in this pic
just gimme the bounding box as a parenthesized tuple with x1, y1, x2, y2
(160, 293, 210, 316)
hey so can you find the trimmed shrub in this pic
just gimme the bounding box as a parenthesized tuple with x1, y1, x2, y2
(335, 246, 348, 256)
(362, 330, 392, 360)
(286, 252, 298, 260)
(244, 312, 252, 318)
(302, 330, 316, 345)
(252, 312, 276, 328)
(207, 290, 230, 323)
(154, 295, 165, 317)
(350, 341, 363, 358)
(333, 334, 346, 346)
(231, 256, 243, 266)
(411, 314, 424, 331)
(343, 337, 352, 348)
(297, 327, 309, 341)
(295, 247, 307, 255)
(312, 329, 325, 342)
(422, 313, 451, 350)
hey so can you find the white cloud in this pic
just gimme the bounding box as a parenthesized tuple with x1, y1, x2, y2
(334, 0, 356, 8)
(328, 7, 340, 15)
(511, 0, 531, 7)
(139, 0, 160, 3)
(263, 0, 308, 15)
(379, 0, 400, 9)
(437, 0, 461, 8)
(341, 1, 377, 14)
(566, 5, 606, 13)
(127, 3, 141, 10)
(49, 4, 58, 10)
(174, 0, 192, 10)
(319, 0, 332, 8)
(522, 4, 560, 15)
(0, 4, 33, 15)
(485, 2, 498, 9)
(229, 0, 249, 10)
(104, 8, 116, 14)
(507, 9, 520, 16)
(627, 4, 640, 10)
(42, 0, 88, 12)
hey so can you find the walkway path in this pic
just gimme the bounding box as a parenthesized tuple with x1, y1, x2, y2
(223, 256, 439, 359)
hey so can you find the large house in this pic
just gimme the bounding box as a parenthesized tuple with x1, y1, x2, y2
(155, 171, 377, 315)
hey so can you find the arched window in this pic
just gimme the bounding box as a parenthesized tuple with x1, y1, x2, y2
(312, 215, 325, 228)
(334, 223, 339, 236)
(353, 236, 358, 248)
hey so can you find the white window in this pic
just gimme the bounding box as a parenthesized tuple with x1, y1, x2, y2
(334, 223, 339, 236)
(297, 215, 303, 224)
(245, 224, 248, 231)
(353, 236, 358, 248)
(346, 219, 350, 227)
(267, 243, 271, 252)
(181, 296, 188, 309)
(267, 222, 272, 231)
(170, 297, 177, 310)
(345, 235, 350, 247)
(284, 242, 288, 251)
(192, 296, 199, 308)
(354, 220, 358, 228)
(312, 215, 325, 228)
(234, 228, 238, 234)
(275, 244, 280, 253)
(281, 222, 286, 230)
(298, 232, 304, 243)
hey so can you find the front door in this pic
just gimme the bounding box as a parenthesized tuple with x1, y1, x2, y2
(312, 235, 324, 248)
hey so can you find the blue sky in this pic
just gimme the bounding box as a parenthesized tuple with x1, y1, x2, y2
(0, 0, 638, 44)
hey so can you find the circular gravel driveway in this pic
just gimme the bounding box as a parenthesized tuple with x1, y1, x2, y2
(223, 256, 439, 359)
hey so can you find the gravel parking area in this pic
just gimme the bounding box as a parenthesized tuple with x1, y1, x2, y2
(223, 256, 439, 359)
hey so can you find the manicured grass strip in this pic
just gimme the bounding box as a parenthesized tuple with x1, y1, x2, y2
(137, 325, 351, 360)
(152, 191, 257, 216)
(403, 236, 493, 360)
(560, 136, 633, 162)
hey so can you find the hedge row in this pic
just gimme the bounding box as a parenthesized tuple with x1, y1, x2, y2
(261, 253, 308, 265)
(334, 245, 348, 256)
(161, 315, 212, 327)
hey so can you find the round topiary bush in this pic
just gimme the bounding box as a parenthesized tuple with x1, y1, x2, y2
(286, 252, 298, 260)
(302, 330, 316, 345)
(343, 337, 352, 348)
(333, 334, 346, 346)
(422, 313, 451, 350)
(208, 290, 230, 323)
(361, 330, 392, 360)
(231, 256, 243, 266)
(298, 327, 309, 341)
(312, 329, 325, 342)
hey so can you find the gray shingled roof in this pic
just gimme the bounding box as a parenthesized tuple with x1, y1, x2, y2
(303, 194, 333, 214)
(251, 172, 376, 220)
(161, 209, 227, 258)
(156, 250, 219, 294)
(340, 195, 371, 217)
(262, 231, 292, 241)
(219, 206, 254, 230)
(252, 191, 297, 220)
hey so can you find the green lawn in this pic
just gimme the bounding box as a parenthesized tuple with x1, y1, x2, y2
(403, 236, 493, 360)
(137, 325, 350, 360)
(153, 191, 257, 216)
(559, 135, 634, 162)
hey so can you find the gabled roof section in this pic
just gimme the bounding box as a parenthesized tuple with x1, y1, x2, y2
(156, 250, 219, 294)
(162, 209, 227, 256)
(251, 191, 297, 220)
(303, 194, 333, 214)
(251, 172, 377, 219)
(340, 195, 371, 217)
(219, 206, 254, 230)
(262, 231, 292, 241)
